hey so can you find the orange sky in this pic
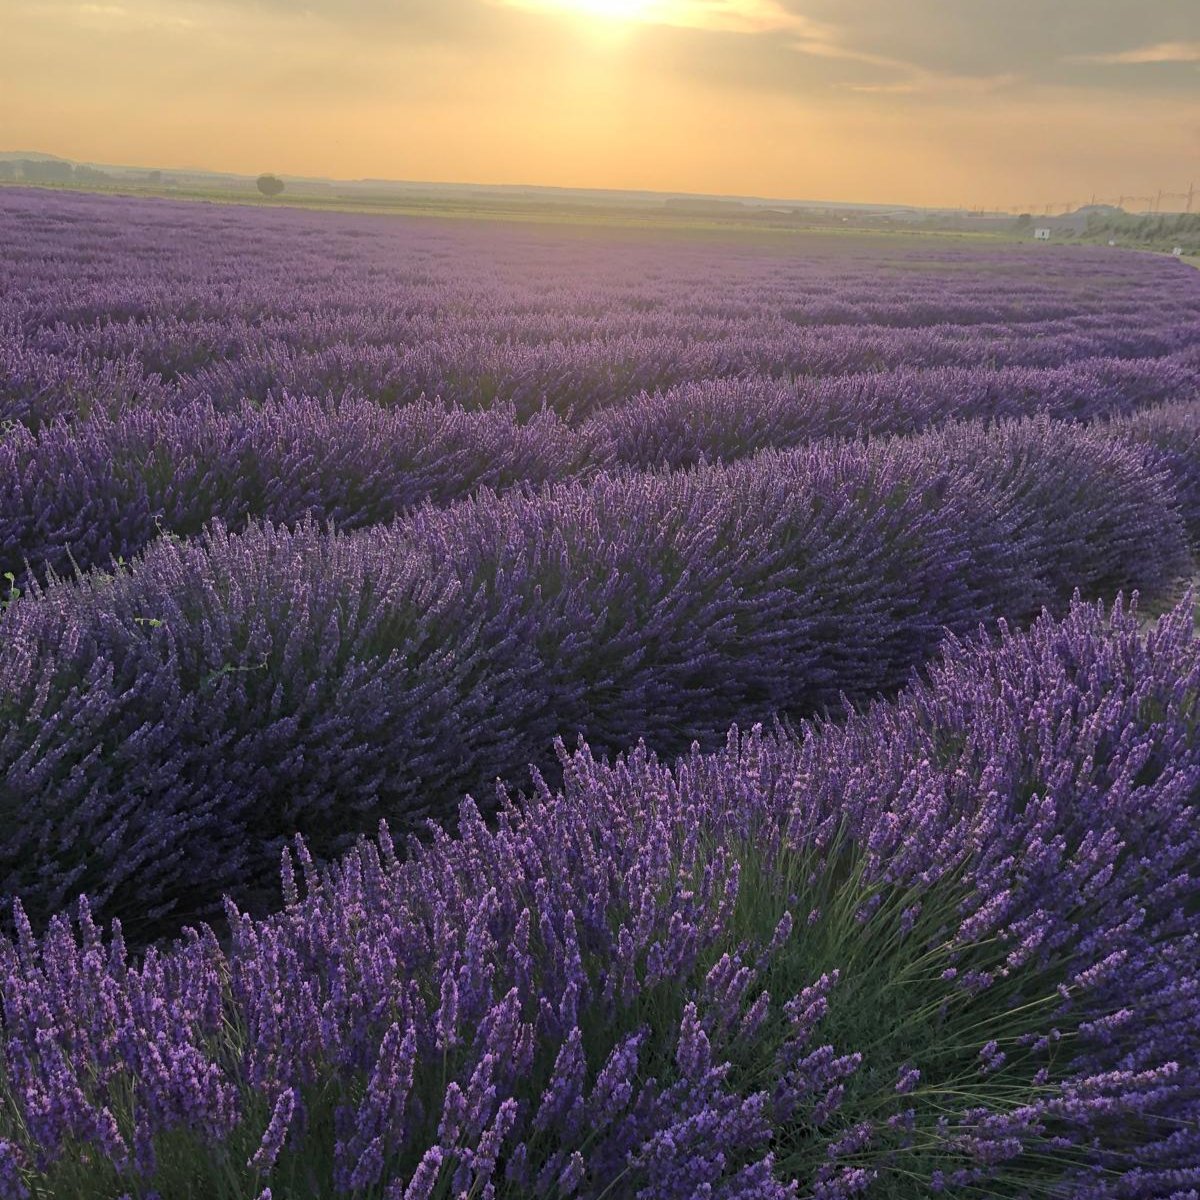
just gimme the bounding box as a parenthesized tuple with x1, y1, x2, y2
(3, 0, 1198, 209)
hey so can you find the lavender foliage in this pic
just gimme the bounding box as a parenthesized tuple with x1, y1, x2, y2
(0, 595, 1196, 1197)
(0, 417, 1188, 932)
(1110, 400, 1200, 544)
(582, 353, 1200, 471)
(4, 189, 1199, 587)
(6, 370, 1199, 590)
(0, 395, 580, 586)
(4, 188, 1199, 428)
(2, 186, 1198, 1197)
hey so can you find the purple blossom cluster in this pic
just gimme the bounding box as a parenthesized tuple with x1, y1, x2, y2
(5, 362, 1199, 589)
(1110, 400, 1200, 543)
(0, 416, 1188, 933)
(583, 353, 1200, 471)
(3, 188, 1198, 1193)
(0, 395, 582, 586)
(3, 188, 1198, 429)
(1, 594, 1197, 1197)
(5, 188, 1199, 589)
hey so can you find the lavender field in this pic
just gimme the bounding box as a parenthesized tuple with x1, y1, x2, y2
(2, 187, 1200, 1198)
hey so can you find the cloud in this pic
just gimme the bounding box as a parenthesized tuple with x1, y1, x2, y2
(786, 27, 909, 71)
(775, 0, 1200, 94)
(785, 26, 1022, 94)
(24, 0, 197, 30)
(489, 0, 807, 35)
(493, 0, 1019, 94)
(1072, 41, 1200, 65)
(492, 0, 917, 75)
(844, 72, 1019, 97)
(160, 0, 1200, 100)
(6, 0, 1200, 208)
(780, 18, 1023, 96)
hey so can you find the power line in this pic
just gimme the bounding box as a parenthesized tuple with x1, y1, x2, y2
(992, 184, 1198, 218)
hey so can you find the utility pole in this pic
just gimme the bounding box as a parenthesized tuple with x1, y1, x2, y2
(1188, 182, 1196, 215)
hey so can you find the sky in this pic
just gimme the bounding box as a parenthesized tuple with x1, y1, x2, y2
(2, 0, 1198, 209)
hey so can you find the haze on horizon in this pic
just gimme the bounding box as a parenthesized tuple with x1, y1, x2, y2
(3, 0, 1198, 210)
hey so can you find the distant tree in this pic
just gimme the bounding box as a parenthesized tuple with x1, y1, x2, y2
(0, 162, 14, 181)
(1013, 213, 1033, 231)
(146, 170, 162, 185)
(21, 160, 73, 184)
(256, 174, 285, 198)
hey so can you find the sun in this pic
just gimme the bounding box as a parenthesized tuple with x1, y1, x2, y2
(494, 0, 799, 34)
(509, 0, 671, 22)
(550, 0, 656, 16)
(504, 0, 736, 29)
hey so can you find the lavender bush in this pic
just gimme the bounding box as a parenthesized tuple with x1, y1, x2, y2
(581, 353, 1200, 471)
(1, 185, 1197, 1198)
(896, 416, 1190, 613)
(1109, 400, 1200, 544)
(1, 594, 1196, 1198)
(0, 418, 1188, 934)
(5, 189, 1200, 590)
(5, 376, 1200, 591)
(0, 342, 173, 431)
(0, 396, 580, 586)
(3, 189, 1199, 430)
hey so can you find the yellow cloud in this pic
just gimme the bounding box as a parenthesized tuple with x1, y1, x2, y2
(490, 0, 803, 35)
(492, 0, 998, 94)
(1073, 41, 1200, 65)
(44, 0, 196, 30)
(4, 0, 1198, 211)
(844, 72, 1020, 97)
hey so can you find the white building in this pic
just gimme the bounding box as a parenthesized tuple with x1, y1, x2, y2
(1034, 228, 1052, 241)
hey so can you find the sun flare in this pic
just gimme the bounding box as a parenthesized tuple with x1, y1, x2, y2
(540, 0, 663, 19)
(495, 0, 800, 35)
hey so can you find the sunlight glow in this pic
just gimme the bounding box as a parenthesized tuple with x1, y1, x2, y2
(495, 0, 801, 35)
(545, 0, 661, 20)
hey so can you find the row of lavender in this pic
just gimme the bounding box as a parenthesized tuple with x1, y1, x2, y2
(4, 188, 1200, 429)
(2, 594, 1196, 1199)
(0, 416, 1189, 937)
(10, 320, 1197, 430)
(2, 189, 1199, 1198)
(4, 362, 1200, 588)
